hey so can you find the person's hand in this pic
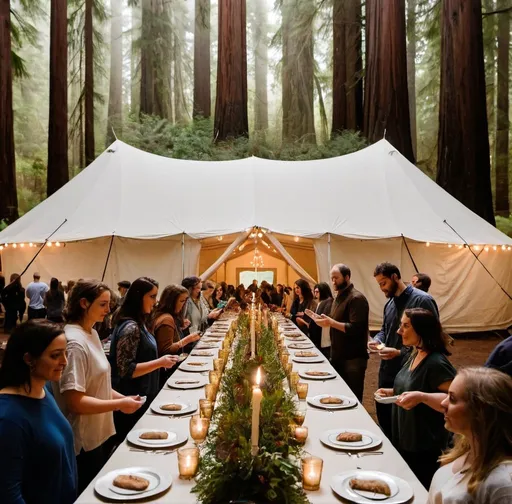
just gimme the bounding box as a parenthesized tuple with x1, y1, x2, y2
(186, 332, 201, 344)
(296, 311, 305, 317)
(368, 340, 384, 351)
(296, 317, 307, 327)
(378, 347, 401, 360)
(375, 388, 394, 398)
(209, 309, 222, 320)
(159, 355, 179, 369)
(182, 319, 191, 330)
(396, 391, 424, 410)
(118, 396, 143, 414)
(315, 314, 332, 327)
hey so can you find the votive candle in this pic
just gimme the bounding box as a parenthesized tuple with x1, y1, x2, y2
(178, 447, 200, 480)
(302, 456, 323, 491)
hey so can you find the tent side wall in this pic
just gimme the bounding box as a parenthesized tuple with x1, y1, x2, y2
(0, 236, 201, 290)
(315, 236, 512, 333)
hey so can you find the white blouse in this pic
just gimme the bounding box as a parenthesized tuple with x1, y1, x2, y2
(428, 458, 512, 504)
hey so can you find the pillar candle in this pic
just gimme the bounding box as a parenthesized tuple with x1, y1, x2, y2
(251, 367, 263, 455)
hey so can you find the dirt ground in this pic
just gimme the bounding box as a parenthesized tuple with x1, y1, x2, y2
(362, 333, 505, 421)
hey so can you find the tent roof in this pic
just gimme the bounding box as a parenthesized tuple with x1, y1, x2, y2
(0, 139, 510, 245)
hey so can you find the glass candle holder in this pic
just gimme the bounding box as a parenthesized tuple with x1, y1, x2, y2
(286, 362, 293, 376)
(205, 383, 217, 402)
(213, 358, 224, 372)
(302, 456, 323, 491)
(281, 355, 289, 367)
(189, 414, 209, 445)
(294, 426, 308, 444)
(296, 382, 309, 400)
(222, 339, 229, 351)
(209, 370, 221, 388)
(293, 401, 307, 426)
(199, 399, 213, 420)
(178, 446, 200, 480)
(220, 348, 229, 361)
(289, 371, 300, 392)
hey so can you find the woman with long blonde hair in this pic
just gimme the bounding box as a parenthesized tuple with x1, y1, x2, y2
(428, 367, 512, 503)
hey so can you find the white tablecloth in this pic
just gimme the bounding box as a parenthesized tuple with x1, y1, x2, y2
(76, 318, 428, 503)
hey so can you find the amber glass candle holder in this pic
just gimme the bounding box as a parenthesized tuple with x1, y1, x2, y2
(214, 358, 224, 372)
(189, 415, 209, 445)
(285, 362, 293, 376)
(294, 426, 308, 444)
(209, 370, 221, 388)
(289, 371, 300, 392)
(178, 447, 200, 480)
(302, 456, 323, 491)
(296, 382, 309, 400)
(205, 383, 217, 402)
(199, 399, 213, 420)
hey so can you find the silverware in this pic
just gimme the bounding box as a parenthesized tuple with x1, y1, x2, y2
(129, 448, 177, 455)
(336, 451, 383, 458)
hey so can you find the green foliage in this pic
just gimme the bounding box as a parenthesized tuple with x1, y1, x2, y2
(121, 115, 367, 161)
(496, 215, 512, 237)
(192, 315, 308, 504)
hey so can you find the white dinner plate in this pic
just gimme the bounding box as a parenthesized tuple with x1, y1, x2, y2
(298, 369, 337, 381)
(288, 342, 315, 350)
(180, 360, 213, 372)
(190, 349, 217, 357)
(195, 342, 222, 349)
(292, 355, 326, 363)
(95, 466, 172, 501)
(127, 429, 188, 449)
(167, 376, 208, 389)
(150, 402, 197, 416)
(284, 334, 307, 341)
(331, 470, 413, 503)
(374, 394, 400, 404)
(308, 394, 357, 410)
(320, 429, 382, 451)
(293, 350, 322, 358)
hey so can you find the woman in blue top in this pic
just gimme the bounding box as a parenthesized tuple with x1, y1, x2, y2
(0, 320, 77, 504)
(110, 277, 178, 445)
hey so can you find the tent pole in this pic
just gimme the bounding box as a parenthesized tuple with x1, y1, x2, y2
(327, 233, 332, 272)
(101, 234, 115, 282)
(181, 233, 185, 280)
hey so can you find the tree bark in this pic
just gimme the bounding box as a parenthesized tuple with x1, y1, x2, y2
(407, 0, 417, 158)
(253, 0, 268, 133)
(140, 0, 155, 116)
(47, 0, 69, 197)
(174, 19, 188, 124)
(0, 0, 18, 223)
(106, 0, 123, 146)
(213, 0, 248, 141)
(332, 0, 362, 135)
(495, 3, 509, 216)
(193, 0, 210, 118)
(364, 0, 414, 162)
(131, 5, 140, 115)
(85, 0, 95, 165)
(282, 0, 316, 144)
(437, 0, 495, 225)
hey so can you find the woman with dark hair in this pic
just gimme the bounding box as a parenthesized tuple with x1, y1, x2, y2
(202, 280, 216, 310)
(182, 276, 222, 332)
(212, 283, 225, 308)
(271, 284, 284, 307)
(226, 284, 235, 299)
(149, 284, 201, 360)
(428, 367, 512, 503)
(55, 279, 143, 493)
(376, 308, 456, 489)
(290, 279, 317, 335)
(235, 284, 246, 303)
(1, 273, 26, 332)
(45, 277, 66, 323)
(0, 320, 77, 504)
(110, 277, 178, 441)
(309, 282, 333, 356)
(220, 281, 228, 301)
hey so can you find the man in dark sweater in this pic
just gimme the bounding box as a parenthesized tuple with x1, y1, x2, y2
(370, 262, 439, 438)
(315, 264, 369, 402)
(485, 333, 512, 377)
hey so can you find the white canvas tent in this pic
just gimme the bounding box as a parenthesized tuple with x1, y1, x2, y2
(0, 139, 511, 332)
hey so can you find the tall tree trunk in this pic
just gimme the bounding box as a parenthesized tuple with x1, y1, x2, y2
(106, 0, 123, 146)
(253, 0, 268, 134)
(0, 0, 18, 223)
(140, 0, 155, 116)
(193, 0, 210, 118)
(364, 0, 414, 162)
(495, 3, 509, 217)
(332, 0, 362, 135)
(407, 0, 417, 158)
(79, 42, 85, 170)
(85, 0, 95, 165)
(213, 0, 248, 141)
(131, 5, 140, 115)
(47, 0, 69, 197)
(282, 0, 315, 144)
(174, 19, 188, 124)
(437, 0, 495, 225)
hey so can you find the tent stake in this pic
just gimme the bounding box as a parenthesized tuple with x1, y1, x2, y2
(443, 220, 512, 301)
(101, 234, 115, 282)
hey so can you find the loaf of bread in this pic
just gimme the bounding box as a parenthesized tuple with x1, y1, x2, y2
(113, 474, 150, 491)
(139, 431, 169, 440)
(320, 396, 343, 405)
(161, 404, 183, 411)
(349, 478, 391, 496)
(336, 432, 362, 442)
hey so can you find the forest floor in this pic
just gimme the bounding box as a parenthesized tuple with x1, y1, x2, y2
(362, 332, 505, 421)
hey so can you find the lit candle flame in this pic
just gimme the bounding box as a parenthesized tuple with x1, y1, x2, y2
(255, 367, 261, 386)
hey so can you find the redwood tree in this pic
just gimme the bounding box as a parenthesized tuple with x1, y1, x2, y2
(282, 0, 315, 143)
(363, 0, 414, 162)
(437, 0, 495, 225)
(85, 0, 95, 165)
(193, 0, 210, 118)
(140, 0, 155, 116)
(253, 0, 268, 133)
(214, 0, 248, 141)
(332, 0, 362, 135)
(495, 4, 509, 217)
(0, 0, 18, 223)
(407, 0, 417, 158)
(106, 0, 123, 146)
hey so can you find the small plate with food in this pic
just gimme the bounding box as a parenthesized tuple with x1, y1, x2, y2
(127, 429, 188, 449)
(195, 342, 221, 350)
(288, 342, 315, 350)
(374, 394, 400, 405)
(95, 466, 172, 501)
(190, 350, 217, 357)
(180, 360, 213, 372)
(331, 470, 412, 503)
(308, 394, 356, 410)
(167, 376, 208, 389)
(150, 402, 197, 416)
(298, 369, 337, 381)
(293, 350, 320, 358)
(320, 428, 382, 451)
(292, 354, 325, 364)
(284, 334, 307, 341)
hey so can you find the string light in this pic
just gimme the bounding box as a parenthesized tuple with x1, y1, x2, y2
(217, 236, 223, 241)
(12, 243, 17, 249)
(474, 245, 480, 251)
(20, 243, 25, 248)
(257, 232, 263, 238)
(29, 242, 34, 247)
(493, 246, 497, 251)
(458, 245, 463, 249)
(502, 245, 506, 251)
(47, 242, 53, 247)
(0, 246, 3, 251)
(426, 242, 430, 247)
(55, 242, 61, 247)
(484, 246, 489, 252)
(508, 247, 511, 251)
(448, 244, 452, 248)
(294, 236, 299, 242)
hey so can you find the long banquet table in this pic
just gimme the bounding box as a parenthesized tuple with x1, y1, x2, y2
(77, 317, 428, 503)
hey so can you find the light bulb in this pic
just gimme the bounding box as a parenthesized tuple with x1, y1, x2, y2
(474, 245, 480, 251)
(458, 245, 463, 249)
(448, 244, 452, 248)
(56, 242, 61, 247)
(12, 243, 17, 248)
(493, 246, 497, 251)
(426, 242, 430, 247)
(0, 246, 3, 251)
(484, 246, 489, 252)
(47, 242, 53, 247)
(502, 245, 506, 251)
(294, 236, 299, 242)
(20, 243, 25, 247)
(29, 242, 33, 247)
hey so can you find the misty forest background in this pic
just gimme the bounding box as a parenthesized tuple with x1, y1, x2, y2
(1, 0, 512, 238)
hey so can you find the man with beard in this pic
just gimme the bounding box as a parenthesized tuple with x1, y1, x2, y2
(370, 262, 438, 438)
(314, 264, 369, 402)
